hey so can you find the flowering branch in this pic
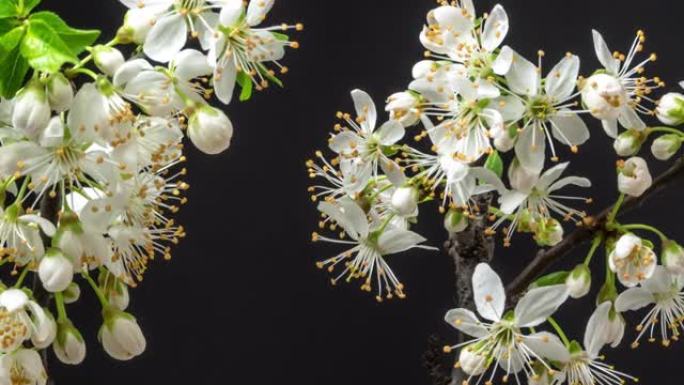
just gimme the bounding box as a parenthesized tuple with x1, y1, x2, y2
(506, 155, 684, 300)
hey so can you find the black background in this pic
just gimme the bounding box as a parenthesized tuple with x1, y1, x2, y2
(39, 0, 684, 384)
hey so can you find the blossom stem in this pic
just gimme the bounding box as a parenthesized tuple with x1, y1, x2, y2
(68, 68, 98, 81)
(617, 223, 668, 242)
(547, 317, 570, 347)
(606, 194, 625, 227)
(650, 126, 684, 137)
(13, 266, 30, 288)
(583, 233, 604, 266)
(55, 292, 68, 322)
(82, 272, 109, 308)
(65, 37, 120, 78)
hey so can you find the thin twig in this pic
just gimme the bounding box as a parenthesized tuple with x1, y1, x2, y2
(506, 156, 684, 299)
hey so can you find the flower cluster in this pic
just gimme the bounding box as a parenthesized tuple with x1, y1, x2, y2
(307, 1, 684, 385)
(0, 0, 300, 382)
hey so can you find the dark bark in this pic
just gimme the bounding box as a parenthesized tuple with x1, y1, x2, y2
(506, 156, 684, 299)
(424, 193, 495, 385)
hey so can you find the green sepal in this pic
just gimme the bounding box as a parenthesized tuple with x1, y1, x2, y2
(236, 70, 253, 102)
(484, 150, 504, 178)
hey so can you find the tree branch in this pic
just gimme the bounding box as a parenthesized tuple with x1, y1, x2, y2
(506, 156, 684, 299)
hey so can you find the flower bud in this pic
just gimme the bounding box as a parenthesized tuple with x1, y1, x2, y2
(38, 249, 74, 293)
(656, 92, 684, 126)
(107, 281, 130, 311)
(93, 45, 125, 76)
(12, 81, 51, 140)
(188, 106, 234, 155)
(54, 320, 86, 365)
(118, 8, 155, 44)
(100, 308, 146, 361)
(662, 240, 684, 275)
(508, 158, 538, 193)
(533, 218, 563, 247)
(458, 345, 487, 376)
(444, 209, 468, 233)
(385, 92, 420, 127)
(31, 309, 56, 349)
(390, 186, 418, 217)
(47, 73, 74, 112)
(581, 73, 626, 121)
(617, 157, 652, 197)
(566, 264, 591, 299)
(613, 129, 645, 157)
(651, 134, 681, 161)
(63, 282, 81, 304)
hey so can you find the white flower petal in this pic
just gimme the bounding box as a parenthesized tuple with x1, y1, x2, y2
(536, 162, 568, 191)
(615, 288, 654, 313)
(19, 215, 56, 237)
(548, 176, 591, 192)
(584, 302, 612, 358)
(482, 5, 508, 52)
(219, 0, 244, 26)
(214, 60, 238, 104)
(514, 126, 545, 173)
(592, 30, 620, 75)
(549, 111, 590, 146)
(444, 308, 488, 338)
(492, 45, 514, 75)
(472, 263, 506, 322)
(380, 158, 406, 187)
(499, 190, 528, 215)
(506, 50, 538, 96)
(514, 284, 569, 327)
(113, 59, 154, 88)
(524, 332, 570, 363)
(246, 0, 274, 26)
(377, 120, 405, 145)
(0, 289, 28, 312)
(144, 14, 187, 63)
(545, 55, 580, 100)
(602, 118, 618, 138)
(350, 89, 377, 134)
(378, 229, 426, 255)
(173, 49, 212, 81)
(618, 105, 646, 131)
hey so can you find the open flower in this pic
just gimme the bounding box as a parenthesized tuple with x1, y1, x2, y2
(0, 289, 52, 353)
(444, 263, 570, 383)
(609, 233, 657, 287)
(581, 30, 663, 138)
(0, 348, 46, 385)
(207, 0, 300, 104)
(503, 50, 589, 173)
(615, 266, 684, 348)
(313, 198, 435, 302)
(329, 90, 407, 187)
(0, 205, 55, 266)
(486, 162, 590, 245)
(553, 302, 634, 385)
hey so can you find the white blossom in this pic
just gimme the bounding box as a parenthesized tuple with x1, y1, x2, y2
(617, 157, 652, 197)
(609, 233, 657, 287)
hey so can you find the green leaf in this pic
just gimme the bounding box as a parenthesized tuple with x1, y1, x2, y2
(21, 19, 78, 73)
(484, 150, 504, 178)
(30, 12, 100, 56)
(0, 1, 19, 19)
(236, 71, 253, 102)
(23, 0, 42, 14)
(531, 271, 569, 288)
(0, 17, 19, 35)
(0, 26, 29, 98)
(271, 32, 289, 41)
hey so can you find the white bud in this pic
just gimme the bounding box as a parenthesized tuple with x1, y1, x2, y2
(566, 264, 591, 299)
(390, 187, 418, 216)
(662, 240, 684, 275)
(618, 157, 652, 197)
(656, 92, 684, 126)
(188, 106, 234, 155)
(54, 320, 86, 365)
(508, 158, 539, 193)
(651, 134, 681, 161)
(12, 81, 51, 140)
(458, 345, 487, 376)
(119, 8, 155, 44)
(385, 92, 420, 127)
(31, 310, 57, 349)
(444, 209, 468, 233)
(107, 282, 130, 311)
(93, 46, 126, 77)
(100, 310, 146, 361)
(38, 249, 75, 293)
(581, 73, 626, 120)
(47, 73, 74, 112)
(612, 130, 643, 157)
